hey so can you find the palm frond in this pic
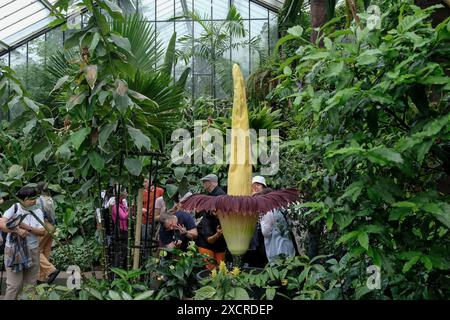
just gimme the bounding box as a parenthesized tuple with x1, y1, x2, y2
(112, 13, 163, 74)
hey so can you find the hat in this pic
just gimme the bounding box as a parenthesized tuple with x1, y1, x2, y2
(200, 174, 218, 182)
(252, 176, 267, 187)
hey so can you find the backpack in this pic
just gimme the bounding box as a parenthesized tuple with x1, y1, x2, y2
(0, 204, 18, 270)
(280, 207, 300, 256)
(38, 195, 56, 225)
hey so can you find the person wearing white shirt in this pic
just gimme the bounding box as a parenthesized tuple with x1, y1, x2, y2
(259, 188, 296, 263)
(0, 187, 46, 300)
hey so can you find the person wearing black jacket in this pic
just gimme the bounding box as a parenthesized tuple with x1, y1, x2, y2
(196, 174, 227, 269)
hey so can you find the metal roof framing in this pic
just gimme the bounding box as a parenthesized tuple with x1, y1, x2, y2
(37, 0, 54, 11)
(250, 0, 284, 12)
(0, 0, 282, 57)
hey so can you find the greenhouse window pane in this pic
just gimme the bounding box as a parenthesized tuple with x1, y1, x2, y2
(140, 0, 156, 20)
(45, 28, 63, 59)
(156, 0, 175, 21)
(28, 35, 51, 102)
(0, 1, 51, 45)
(233, 0, 249, 19)
(0, 53, 8, 66)
(250, 1, 268, 19)
(156, 21, 174, 65)
(175, 0, 190, 17)
(212, 0, 228, 20)
(3, 16, 54, 46)
(193, 74, 212, 98)
(251, 0, 284, 11)
(9, 45, 26, 79)
(194, 0, 211, 18)
(0, 0, 40, 22)
(250, 19, 267, 72)
(268, 10, 277, 54)
(231, 20, 249, 77)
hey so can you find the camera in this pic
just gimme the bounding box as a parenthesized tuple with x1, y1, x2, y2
(173, 229, 181, 241)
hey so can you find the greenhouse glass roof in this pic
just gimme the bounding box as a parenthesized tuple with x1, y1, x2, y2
(0, 0, 283, 55)
(0, 0, 84, 53)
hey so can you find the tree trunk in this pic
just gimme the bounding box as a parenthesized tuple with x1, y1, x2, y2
(310, 0, 330, 44)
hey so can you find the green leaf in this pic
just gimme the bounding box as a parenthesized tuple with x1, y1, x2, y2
(421, 256, 433, 271)
(232, 287, 250, 300)
(108, 290, 122, 300)
(337, 231, 359, 244)
(47, 17, 66, 28)
(95, 8, 110, 34)
(86, 288, 104, 300)
(98, 121, 118, 150)
(402, 255, 421, 273)
(326, 214, 334, 231)
(323, 37, 332, 50)
(357, 232, 369, 251)
(392, 201, 418, 210)
(23, 118, 37, 135)
(327, 61, 344, 78)
(163, 32, 177, 75)
(127, 126, 151, 151)
(335, 213, 354, 230)
(366, 147, 403, 165)
(283, 66, 292, 76)
(174, 167, 187, 181)
(355, 286, 372, 299)
(98, 90, 110, 105)
(415, 139, 434, 164)
(340, 180, 364, 203)
(287, 26, 304, 37)
(66, 92, 88, 110)
(302, 51, 329, 60)
(50, 75, 70, 95)
(420, 76, 449, 85)
(64, 30, 84, 49)
(23, 97, 39, 113)
(114, 80, 129, 114)
(165, 184, 178, 198)
(124, 158, 143, 176)
(357, 49, 381, 66)
(34, 146, 51, 166)
(194, 286, 216, 300)
(70, 128, 91, 151)
(110, 33, 131, 52)
(323, 288, 341, 300)
(134, 290, 154, 300)
(265, 288, 276, 300)
(56, 142, 72, 160)
(89, 32, 101, 52)
(88, 151, 105, 172)
(100, 0, 123, 20)
(8, 165, 25, 180)
(423, 202, 450, 229)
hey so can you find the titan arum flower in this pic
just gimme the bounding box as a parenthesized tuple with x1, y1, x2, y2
(181, 64, 298, 257)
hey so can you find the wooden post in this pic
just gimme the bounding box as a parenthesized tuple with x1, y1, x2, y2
(133, 189, 143, 269)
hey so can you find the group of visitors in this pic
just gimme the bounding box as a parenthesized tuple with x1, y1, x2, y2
(0, 173, 296, 300)
(105, 173, 297, 270)
(0, 183, 60, 300)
